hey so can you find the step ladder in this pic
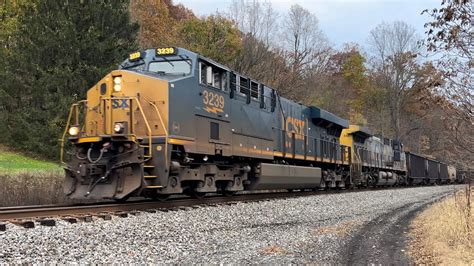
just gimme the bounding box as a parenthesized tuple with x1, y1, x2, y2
(140, 143, 162, 189)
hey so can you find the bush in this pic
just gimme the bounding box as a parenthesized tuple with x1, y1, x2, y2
(0, 170, 72, 207)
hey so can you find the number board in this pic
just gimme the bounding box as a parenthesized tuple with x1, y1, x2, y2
(156, 47, 176, 56)
(129, 51, 144, 61)
(202, 90, 225, 114)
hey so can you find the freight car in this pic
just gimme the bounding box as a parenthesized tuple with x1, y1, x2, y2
(60, 47, 455, 201)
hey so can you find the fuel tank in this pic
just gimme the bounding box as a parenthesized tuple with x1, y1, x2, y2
(249, 163, 322, 190)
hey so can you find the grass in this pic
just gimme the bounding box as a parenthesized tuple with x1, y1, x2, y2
(408, 184, 474, 265)
(0, 148, 62, 174)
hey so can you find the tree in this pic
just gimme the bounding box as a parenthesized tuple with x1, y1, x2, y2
(367, 21, 420, 139)
(0, 0, 138, 158)
(228, 0, 277, 46)
(277, 4, 331, 101)
(283, 4, 329, 74)
(129, 0, 194, 49)
(226, 0, 291, 89)
(178, 15, 242, 65)
(422, 0, 473, 154)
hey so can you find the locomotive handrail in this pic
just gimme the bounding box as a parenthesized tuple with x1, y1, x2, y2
(60, 100, 87, 164)
(148, 100, 169, 168)
(274, 127, 350, 164)
(129, 97, 153, 159)
(60, 97, 154, 163)
(101, 96, 153, 159)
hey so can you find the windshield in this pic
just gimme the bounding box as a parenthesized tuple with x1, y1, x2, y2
(148, 60, 192, 75)
(122, 63, 146, 71)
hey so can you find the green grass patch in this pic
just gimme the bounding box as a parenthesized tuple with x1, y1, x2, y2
(0, 149, 62, 174)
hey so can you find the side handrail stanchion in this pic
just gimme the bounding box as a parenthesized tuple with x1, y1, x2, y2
(131, 97, 153, 159)
(148, 101, 168, 168)
(60, 100, 87, 164)
(61, 98, 156, 165)
(60, 104, 76, 164)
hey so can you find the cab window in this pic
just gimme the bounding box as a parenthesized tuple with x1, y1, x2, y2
(149, 59, 192, 75)
(200, 61, 228, 91)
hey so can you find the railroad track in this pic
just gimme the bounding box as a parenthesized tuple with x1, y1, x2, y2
(0, 185, 458, 231)
(0, 190, 330, 230)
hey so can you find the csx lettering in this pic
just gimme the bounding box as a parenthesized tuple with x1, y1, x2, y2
(203, 90, 224, 110)
(286, 117, 305, 140)
(112, 99, 129, 109)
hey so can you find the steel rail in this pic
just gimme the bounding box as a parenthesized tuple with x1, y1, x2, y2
(0, 190, 338, 220)
(0, 185, 462, 221)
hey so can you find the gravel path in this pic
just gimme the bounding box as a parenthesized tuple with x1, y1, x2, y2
(0, 185, 460, 264)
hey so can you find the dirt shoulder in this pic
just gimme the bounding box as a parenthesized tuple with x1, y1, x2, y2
(342, 191, 457, 265)
(408, 186, 473, 265)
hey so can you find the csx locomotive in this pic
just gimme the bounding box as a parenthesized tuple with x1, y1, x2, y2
(61, 47, 456, 200)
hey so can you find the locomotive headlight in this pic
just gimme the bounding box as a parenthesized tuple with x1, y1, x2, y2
(68, 126, 79, 136)
(113, 123, 124, 133)
(113, 76, 122, 92)
(113, 76, 122, 84)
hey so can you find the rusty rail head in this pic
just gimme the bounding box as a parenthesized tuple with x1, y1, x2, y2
(0, 191, 325, 221)
(1, 185, 465, 223)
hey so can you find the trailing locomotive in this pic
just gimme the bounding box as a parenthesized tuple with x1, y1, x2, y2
(61, 47, 455, 201)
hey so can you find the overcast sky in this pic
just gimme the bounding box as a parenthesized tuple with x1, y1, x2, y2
(175, 0, 440, 49)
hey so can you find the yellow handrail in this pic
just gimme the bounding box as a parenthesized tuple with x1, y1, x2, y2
(131, 97, 153, 159)
(60, 97, 154, 162)
(148, 101, 168, 168)
(60, 100, 87, 164)
(102, 96, 153, 158)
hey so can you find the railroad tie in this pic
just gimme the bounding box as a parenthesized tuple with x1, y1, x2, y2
(96, 213, 112, 220)
(114, 212, 128, 218)
(61, 217, 78, 224)
(129, 211, 140, 216)
(10, 219, 35, 229)
(36, 218, 56, 227)
(75, 215, 93, 222)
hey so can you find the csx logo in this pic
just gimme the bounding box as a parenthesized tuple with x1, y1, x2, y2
(112, 99, 129, 109)
(286, 117, 305, 140)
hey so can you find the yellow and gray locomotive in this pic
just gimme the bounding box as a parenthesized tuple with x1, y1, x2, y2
(61, 47, 454, 201)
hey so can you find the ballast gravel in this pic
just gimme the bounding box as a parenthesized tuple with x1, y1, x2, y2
(0, 185, 460, 264)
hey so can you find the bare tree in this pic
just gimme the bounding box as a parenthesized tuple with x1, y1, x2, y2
(282, 4, 329, 74)
(368, 21, 420, 140)
(228, 0, 277, 46)
(278, 4, 331, 101)
(423, 0, 473, 128)
(227, 0, 280, 78)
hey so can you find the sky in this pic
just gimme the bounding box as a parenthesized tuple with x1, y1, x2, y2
(174, 0, 441, 49)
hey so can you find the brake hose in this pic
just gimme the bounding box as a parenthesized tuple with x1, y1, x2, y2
(87, 147, 105, 163)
